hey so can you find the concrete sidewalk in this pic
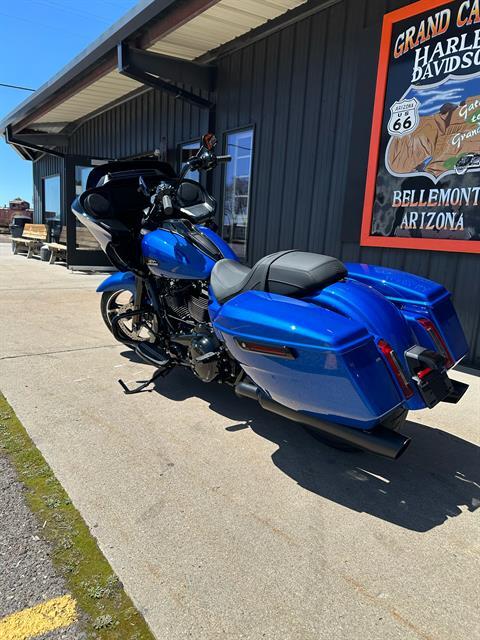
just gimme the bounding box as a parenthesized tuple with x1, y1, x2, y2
(0, 245, 479, 640)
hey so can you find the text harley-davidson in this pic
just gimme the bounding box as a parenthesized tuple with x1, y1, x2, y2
(72, 134, 469, 460)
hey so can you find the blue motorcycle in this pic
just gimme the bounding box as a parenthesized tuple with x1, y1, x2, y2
(72, 134, 469, 460)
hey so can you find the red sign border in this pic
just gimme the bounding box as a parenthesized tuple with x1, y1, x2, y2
(360, 0, 480, 254)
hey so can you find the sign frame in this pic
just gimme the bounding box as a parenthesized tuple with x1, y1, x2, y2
(361, 0, 480, 254)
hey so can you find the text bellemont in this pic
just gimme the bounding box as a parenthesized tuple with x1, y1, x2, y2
(392, 187, 480, 208)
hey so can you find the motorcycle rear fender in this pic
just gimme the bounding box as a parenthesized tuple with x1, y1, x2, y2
(345, 263, 469, 365)
(305, 279, 427, 411)
(96, 271, 136, 294)
(210, 289, 404, 430)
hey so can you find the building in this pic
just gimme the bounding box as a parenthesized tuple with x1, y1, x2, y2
(1, 0, 479, 366)
(0, 198, 32, 228)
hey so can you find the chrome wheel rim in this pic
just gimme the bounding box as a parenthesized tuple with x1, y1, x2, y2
(105, 290, 156, 342)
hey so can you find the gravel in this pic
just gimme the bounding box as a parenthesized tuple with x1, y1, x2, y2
(0, 454, 85, 638)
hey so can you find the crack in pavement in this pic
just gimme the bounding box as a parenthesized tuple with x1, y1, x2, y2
(0, 286, 103, 292)
(0, 345, 117, 361)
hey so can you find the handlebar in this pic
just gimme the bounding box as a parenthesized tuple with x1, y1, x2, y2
(141, 135, 229, 222)
(162, 194, 173, 216)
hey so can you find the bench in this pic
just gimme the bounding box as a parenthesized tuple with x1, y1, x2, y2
(45, 226, 100, 264)
(76, 226, 100, 250)
(45, 227, 67, 264)
(12, 224, 47, 258)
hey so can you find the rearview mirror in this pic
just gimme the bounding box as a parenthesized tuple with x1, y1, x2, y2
(202, 133, 217, 150)
(138, 175, 149, 197)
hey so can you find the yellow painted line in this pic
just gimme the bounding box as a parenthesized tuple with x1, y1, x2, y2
(0, 594, 77, 640)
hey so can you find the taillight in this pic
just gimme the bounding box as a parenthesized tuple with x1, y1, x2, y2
(417, 318, 454, 368)
(377, 339, 414, 399)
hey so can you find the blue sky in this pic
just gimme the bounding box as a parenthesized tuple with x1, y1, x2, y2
(407, 76, 480, 115)
(0, 0, 138, 207)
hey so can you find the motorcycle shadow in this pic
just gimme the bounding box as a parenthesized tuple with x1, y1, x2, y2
(123, 357, 480, 532)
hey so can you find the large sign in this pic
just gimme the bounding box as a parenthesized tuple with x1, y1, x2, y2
(361, 0, 480, 253)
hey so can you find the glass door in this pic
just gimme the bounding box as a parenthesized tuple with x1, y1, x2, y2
(222, 128, 254, 261)
(65, 155, 112, 270)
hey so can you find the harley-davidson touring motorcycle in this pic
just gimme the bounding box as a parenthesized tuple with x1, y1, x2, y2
(72, 134, 469, 460)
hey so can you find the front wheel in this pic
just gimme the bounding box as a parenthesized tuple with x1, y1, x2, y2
(100, 289, 157, 344)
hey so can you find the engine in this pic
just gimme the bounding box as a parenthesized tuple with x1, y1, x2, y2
(163, 280, 236, 383)
(164, 280, 210, 324)
(188, 329, 221, 383)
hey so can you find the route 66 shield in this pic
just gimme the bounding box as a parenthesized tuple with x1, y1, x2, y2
(387, 98, 420, 137)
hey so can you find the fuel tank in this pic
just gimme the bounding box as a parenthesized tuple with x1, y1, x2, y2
(142, 225, 236, 280)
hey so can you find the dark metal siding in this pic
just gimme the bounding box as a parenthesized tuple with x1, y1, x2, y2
(213, 0, 480, 367)
(68, 87, 209, 162)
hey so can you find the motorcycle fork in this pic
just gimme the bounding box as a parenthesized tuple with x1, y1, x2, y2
(132, 276, 144, 329)
(144, 277, 171, 336)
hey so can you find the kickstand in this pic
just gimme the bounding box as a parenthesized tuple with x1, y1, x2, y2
(118, 366, 171, 395)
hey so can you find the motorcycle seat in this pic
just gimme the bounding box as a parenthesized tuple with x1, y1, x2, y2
(210, 250, 347, 304)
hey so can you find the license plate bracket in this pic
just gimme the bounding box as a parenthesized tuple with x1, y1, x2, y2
(416, 368, 454, 408)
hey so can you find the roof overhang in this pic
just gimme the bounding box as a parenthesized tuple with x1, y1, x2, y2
(0, 0, 309, 158)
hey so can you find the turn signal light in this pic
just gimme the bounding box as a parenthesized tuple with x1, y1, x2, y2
(417, 318, 454, 368)
(377, 339, 414, 399)
(236, 339, 296, 360)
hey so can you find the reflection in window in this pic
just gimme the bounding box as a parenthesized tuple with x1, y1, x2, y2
(75, 166, 92, 195)
(43, 175, 61, 221)
(74, 164, 100, 250)
(179, 140, 200, 182)
(222, 129, 253, 260)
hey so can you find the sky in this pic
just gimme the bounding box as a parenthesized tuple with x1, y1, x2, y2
(0, 0, 138, 207)
(408, 76, 480, 115)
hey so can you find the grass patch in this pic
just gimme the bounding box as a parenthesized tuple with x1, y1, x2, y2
(0, 393, 156, 640)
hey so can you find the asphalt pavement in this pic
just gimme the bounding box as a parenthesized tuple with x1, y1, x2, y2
(0, 243, 479, 640)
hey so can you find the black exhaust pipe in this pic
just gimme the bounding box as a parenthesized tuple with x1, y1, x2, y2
(235, 382, 410, 460)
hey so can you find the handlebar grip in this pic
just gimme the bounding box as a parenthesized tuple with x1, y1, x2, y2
(216, 155, 232, 162)
(162, 194, 173, 216)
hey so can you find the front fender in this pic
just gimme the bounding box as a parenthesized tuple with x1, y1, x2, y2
(96, 271, 136, 293)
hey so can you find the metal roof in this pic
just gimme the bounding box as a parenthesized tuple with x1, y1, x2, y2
(32, 72, 142, 125)
(1, 0, 307, 135)
(149, 0, 307, 59)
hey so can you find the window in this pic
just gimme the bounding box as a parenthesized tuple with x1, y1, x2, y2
(42, 175, 61, 221)
(75, 165, 92, 195)
(179, 140, 201, 182)
(222, 128, 254, 260)
(74, 164, 100, 250)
